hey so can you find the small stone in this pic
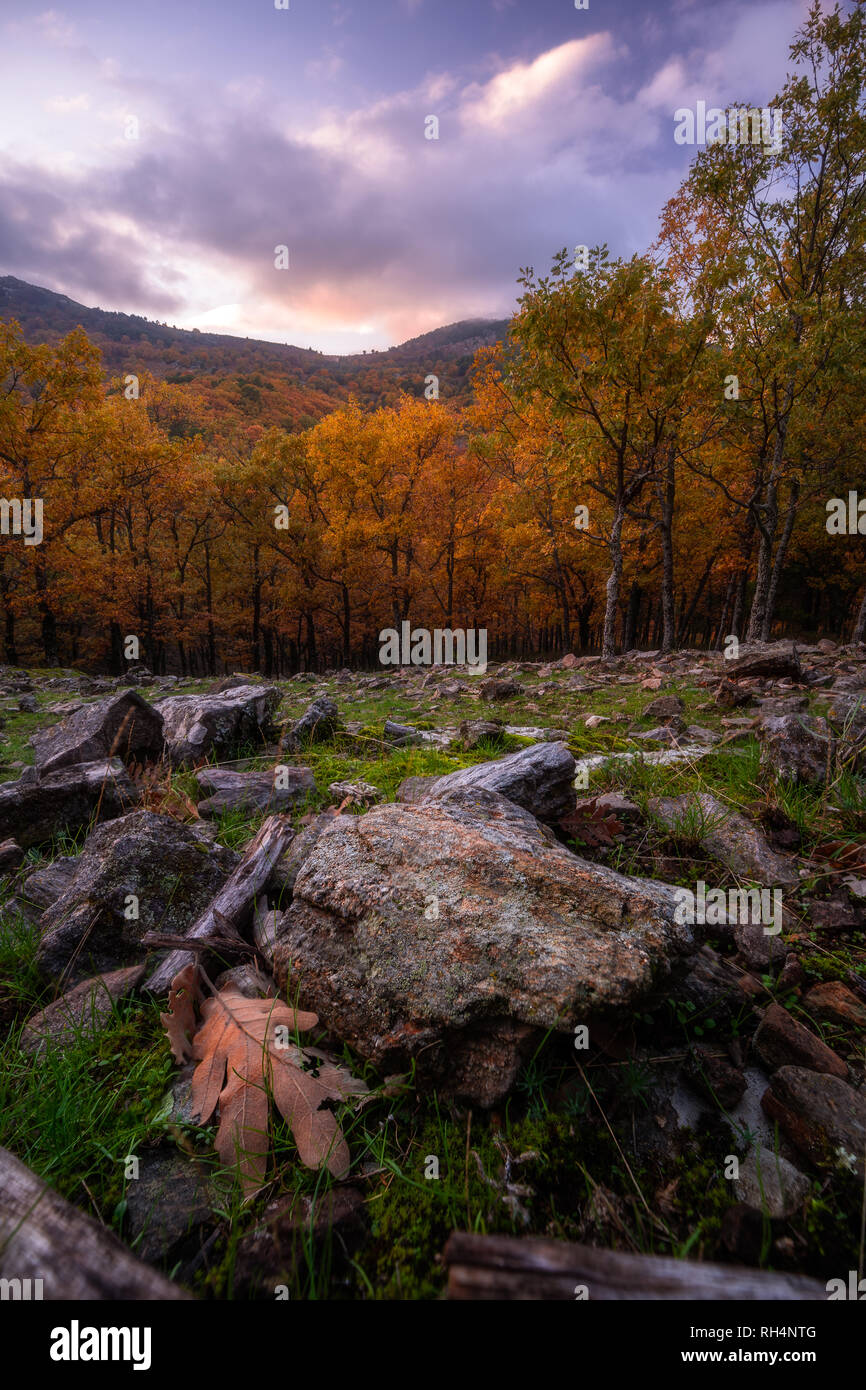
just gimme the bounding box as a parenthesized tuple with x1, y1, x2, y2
(762, 1066, 866, 1176)
(802, 981, 866, 1031)
(752, 1002, 848, 1078)
(0, 838, 24, 873)
(480, 679, 522, 702)
(685, 1043, 747, 1109)
(733, 1145, 811, 1218)
(19, 965, 145, 1054)
(328, 780, 382, 806)
(641, 695, 683, 721)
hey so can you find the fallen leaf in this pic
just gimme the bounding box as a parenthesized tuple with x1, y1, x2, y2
(185, 983, 367, 1198)
(159, 964, 201, 1064)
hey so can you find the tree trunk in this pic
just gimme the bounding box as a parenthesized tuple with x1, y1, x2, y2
(657, 444, 676, 652)
(761, 479, 800, 641)
(602, 503, 625, 658)
(852, 581, 866, 645)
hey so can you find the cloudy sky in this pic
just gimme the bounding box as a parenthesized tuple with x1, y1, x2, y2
(0, 0, 810, 352)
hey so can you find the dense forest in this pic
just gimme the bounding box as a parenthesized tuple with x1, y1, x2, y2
(1, 2, 864, 678)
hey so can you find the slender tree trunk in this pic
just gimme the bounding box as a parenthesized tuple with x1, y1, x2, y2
(602, 503, 625, 658)
(714, 574, 735, 650)
(761, 480, 799, 641)
(852, 582, 866, 645)
(657, 444, 676, 653)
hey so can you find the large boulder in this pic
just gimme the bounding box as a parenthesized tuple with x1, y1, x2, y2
(273, 788, 695, 1105)
(0, 760, 138, 850)
(758, 713, 828, 786)
(31, 691, 164, 774)
(155, 685, 281, 765)
(194, 765, 315, 818)
(396, 741, 576, 824)
(36, 810, 240, 985)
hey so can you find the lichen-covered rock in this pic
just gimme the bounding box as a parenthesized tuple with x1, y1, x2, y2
(36, 810, 240, 985)
(155, 685, 281, 765)
(31, 691, 164, 774)
(758, 713, 828, 786)
(195, 765, 315, 818)
(396, 741, 576, 824)
(124, 1149, 217, 1268)
(0, 760, 138, 850)
(273, 788, 695, 1105)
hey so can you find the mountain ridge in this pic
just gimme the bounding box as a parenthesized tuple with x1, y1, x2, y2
(0, 275, 508, 373)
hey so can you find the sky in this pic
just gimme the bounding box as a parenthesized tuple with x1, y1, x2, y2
(0, 0, 812, 353)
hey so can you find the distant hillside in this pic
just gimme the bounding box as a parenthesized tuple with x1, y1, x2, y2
(0, 277, 508, 423)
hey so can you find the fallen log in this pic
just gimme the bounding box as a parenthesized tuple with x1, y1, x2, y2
(144, 813, 293, 996)
(0, 1147, 190, 1300)
(443, 1232, 826, 1301)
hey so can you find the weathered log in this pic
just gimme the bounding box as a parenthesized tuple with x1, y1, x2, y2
(0, 1147, 190, 1300)
(144, 814, 293, 995)
(443, 1232, 826, 1301)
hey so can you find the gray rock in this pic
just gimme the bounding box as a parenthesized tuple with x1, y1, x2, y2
(0, 760, 138, 850)
(480, 679, 522, 702)
(726, 641, 802, 682)
(328, 780, 381, 805)
(649, 792, 799, 887)
(273, 788, 694, 1105)
(268, 814, 333, 901)
(195, 765, 315, 818)
(396, 741, 576, 824)
(457, 719, 507, 751)
(31, 691, 164, 774)
(124, 1149, 217, 1267)
(383, 718, 423, 746)
(684, 725, 719, 746)
(156, 685, 281, 765)
(280, 696, 339, 752)
(758, 713, 828, 786)
(641, 695, 683, 721)
(19, 965, 145, 1054)
(734, 1145, 811, 1219)
(18, 856, 80, 914)
(734, 921, 788, 972)
(0, 838, 24, 873)
(36, 810, 240, 985)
